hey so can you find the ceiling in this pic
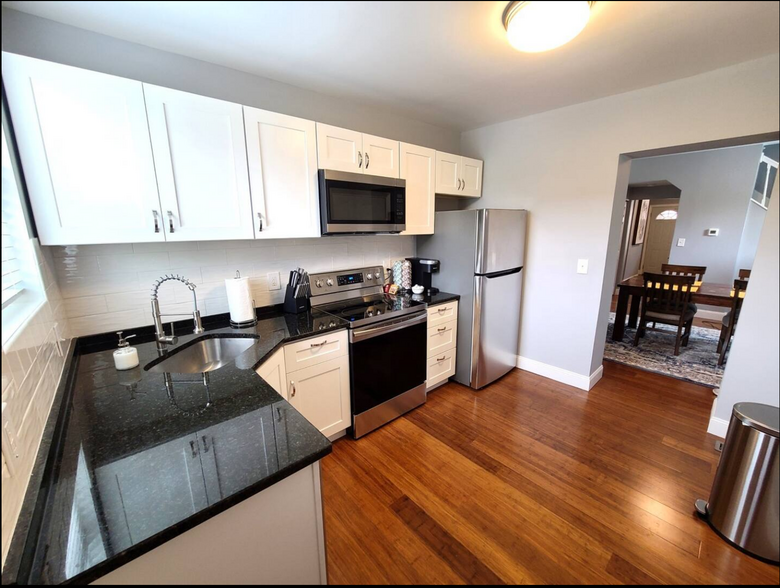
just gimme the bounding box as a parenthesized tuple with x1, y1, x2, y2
(3, 1, 779, 131)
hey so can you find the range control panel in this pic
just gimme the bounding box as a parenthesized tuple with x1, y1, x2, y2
(310, 266, 384, 296)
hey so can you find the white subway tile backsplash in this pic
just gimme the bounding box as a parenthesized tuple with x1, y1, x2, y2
(64, 296, 108, 318)
(50, 243, 134, 258)
(132, 241, 199, 253)
(97, 252, 170, 273)
(169, 249, 227, 267)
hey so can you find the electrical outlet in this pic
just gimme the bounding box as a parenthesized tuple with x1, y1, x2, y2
(267, 271, 281, 291)
(677, 238, 686, 247)
(577, 259, 589, 274)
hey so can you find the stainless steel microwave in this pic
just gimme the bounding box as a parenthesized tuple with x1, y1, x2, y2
(318, 170, 406, 235)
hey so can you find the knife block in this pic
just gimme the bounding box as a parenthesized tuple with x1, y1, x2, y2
(283, 283, 310, 314)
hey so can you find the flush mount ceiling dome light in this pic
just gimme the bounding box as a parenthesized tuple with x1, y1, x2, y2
(502, 1, 594, 53)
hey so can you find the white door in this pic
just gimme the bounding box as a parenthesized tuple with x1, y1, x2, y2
(144, 85, 254, 241)
(255, 348, 288, 397)
(641, 205, 678, 273)
(362, 134, 399, 178)
(244, 107, 320, 239)
(461, 157, 483, 198)
(400, 143, 436, 235)
(316, 123, 363, 173)
(287, 355, 351, 438)
(435, 151, 462, 196)
(2, 53, 164, 245)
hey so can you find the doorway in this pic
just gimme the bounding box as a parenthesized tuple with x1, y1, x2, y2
(640, 204, 678, 273)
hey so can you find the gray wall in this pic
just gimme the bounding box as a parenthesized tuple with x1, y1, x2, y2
(0, 8, 460, 153)
(714, 182, 779, 425)
(628, 145, 763, 284)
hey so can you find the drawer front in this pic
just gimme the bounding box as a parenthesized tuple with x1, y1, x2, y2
(427, 320, 457, 357)
(427, 301, 458, 328)
(427, 349, 456, 389)
(284, 330, 348, 372)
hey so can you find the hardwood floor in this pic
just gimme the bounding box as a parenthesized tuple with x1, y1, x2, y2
(321, 363, 779, 585)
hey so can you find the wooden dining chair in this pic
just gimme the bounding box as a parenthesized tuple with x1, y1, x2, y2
(634, 272, 696, 356)
(717, 278, 748, 366)
(661, 264, 707, 316)
(738, 269, 751, 279)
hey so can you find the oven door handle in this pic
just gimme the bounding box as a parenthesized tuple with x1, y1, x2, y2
(350, 311, 427, 343)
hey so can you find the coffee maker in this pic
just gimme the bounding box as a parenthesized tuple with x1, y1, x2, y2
(406, 257, 440, 295)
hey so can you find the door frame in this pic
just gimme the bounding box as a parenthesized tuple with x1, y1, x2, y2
(638, 203, 679, 273)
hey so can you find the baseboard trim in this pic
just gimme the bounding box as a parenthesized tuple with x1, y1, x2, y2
(696, 309, 726, 321)
(707, 397, 729, 438)
(517, 356, 602, 391)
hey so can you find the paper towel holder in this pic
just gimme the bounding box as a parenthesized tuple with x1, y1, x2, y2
(229, 271, 258, 329)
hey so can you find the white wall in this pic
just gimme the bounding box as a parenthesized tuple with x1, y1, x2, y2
(628, 145, 763, 284)
(51, 236, 415, 337)
(0, 7, 460, 153)
(2, 243, 70, 565)
(460, 54, 779, 378)
(735, 200, 768, 274)
(709, 183, 779, 434)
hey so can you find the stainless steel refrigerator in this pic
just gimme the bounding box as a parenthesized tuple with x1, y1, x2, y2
(418, 209, 527, 389)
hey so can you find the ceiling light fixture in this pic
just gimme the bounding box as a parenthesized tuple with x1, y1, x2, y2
(502, 1, 594, 53)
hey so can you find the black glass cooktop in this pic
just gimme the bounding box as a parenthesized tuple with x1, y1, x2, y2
(318, 293, 426, 328)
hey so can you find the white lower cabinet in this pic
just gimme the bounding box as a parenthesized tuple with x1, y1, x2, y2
(256, 330, 351, 438)
(426, 301, 458, 391)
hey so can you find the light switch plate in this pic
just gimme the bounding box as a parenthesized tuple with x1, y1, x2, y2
(677, 238, 686, 247)
(577, 259, 589, 274)
(267, 271, 281, 291)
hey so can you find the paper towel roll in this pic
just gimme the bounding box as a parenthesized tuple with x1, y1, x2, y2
(225, 276, 255, 325)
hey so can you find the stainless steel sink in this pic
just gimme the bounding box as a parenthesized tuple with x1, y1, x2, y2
(146, 336, 258, 374)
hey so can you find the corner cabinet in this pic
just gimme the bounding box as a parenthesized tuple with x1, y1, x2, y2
(144, 85, 255, 241)
(316, 123, 399, 178)
(435, 151, 483, 198)
(2, 53, 164, 245)
(400, 143, 436, 235)
(244, 107, 320, 239)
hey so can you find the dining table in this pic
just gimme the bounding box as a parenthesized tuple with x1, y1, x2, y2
(612, 275, 742, 341)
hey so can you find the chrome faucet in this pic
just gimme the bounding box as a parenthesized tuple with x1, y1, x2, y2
(151, 274, 204, 349)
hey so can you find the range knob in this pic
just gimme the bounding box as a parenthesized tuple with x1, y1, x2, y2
(366, 273, 373, 281)
(374, 272, 381, 280)
(326, 278, 334, 287)
(315, 279, 323, 288)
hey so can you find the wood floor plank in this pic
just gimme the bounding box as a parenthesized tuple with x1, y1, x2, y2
(322, 363, 780, 585)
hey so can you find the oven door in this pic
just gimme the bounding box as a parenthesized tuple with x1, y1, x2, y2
(319, 169, 405, 234)
(349, 311, 427, 437)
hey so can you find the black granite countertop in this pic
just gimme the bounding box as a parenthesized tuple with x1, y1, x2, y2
(4, 308, 347, 586)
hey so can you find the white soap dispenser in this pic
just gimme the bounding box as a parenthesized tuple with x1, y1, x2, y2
(113, 331, 140, 371)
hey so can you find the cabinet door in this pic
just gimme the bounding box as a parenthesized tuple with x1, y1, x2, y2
(144, 85, 254, 241)
(362, 134, 399, 178)
(316, 123, 363, 173)
(435, 151, 462, 196)
(400, 143, 436, 235)
(287, 355, 351, 438)
(244, 108, 320, 239)
(256, 348, 288, 398)
(2, 53, 163, 245)
(462, 157, 483, 197)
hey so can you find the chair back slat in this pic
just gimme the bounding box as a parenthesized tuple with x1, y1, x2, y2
(738, 269, 751, 280)
(732, 278, 748, 323)
(662, 264, 707, 283)
(642, 272, 695, 316)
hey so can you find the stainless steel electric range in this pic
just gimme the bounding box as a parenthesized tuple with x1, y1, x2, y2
(310, 265, 428, 438)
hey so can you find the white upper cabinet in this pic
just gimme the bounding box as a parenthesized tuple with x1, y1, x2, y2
(316, 123, 399, 178)
(362, 134, 400, 178)
(2, 53, 164, 245)
(244, 107, 320, 239)
(316, 123, 363, 174)
(435, 151, 483, 197)
(400, 143, 436, 235)
(144, 85, 254, 241)
(461, 156, 483, 197)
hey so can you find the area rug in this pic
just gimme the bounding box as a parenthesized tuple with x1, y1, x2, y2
(605, 313, 724, 388)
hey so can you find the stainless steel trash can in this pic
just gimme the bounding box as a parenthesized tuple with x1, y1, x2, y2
(695, 402, 779, 564)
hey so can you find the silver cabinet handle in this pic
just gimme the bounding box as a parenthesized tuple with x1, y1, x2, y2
(437, 307, 448, 313)
(201, 435, 210, 453)
(358, 151, 363, 168)
(290, 381, 296, 398)
(167, 211, 175, 233)
(458, 178, 463, 190)
(310, 340, 328, 348)
(152, 210, 160, 233)
(257, 212, 264, 232)
(460, 178, 465, 191)
(437, 327, 447, 332)
(437, 356, 446, 362)
(189, 440, 198, 458)
(365, 152, 370, 169)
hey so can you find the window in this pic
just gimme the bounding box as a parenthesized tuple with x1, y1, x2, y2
(655, 210, 678, 220)
(2, 108, 44, 343)
(752, 147, 778, 209)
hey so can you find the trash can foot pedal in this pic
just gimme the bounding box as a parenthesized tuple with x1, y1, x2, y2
(694, 499, 708, 518)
